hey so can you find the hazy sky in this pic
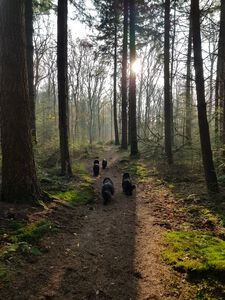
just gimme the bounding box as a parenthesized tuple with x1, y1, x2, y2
(68, 0, 96, 39)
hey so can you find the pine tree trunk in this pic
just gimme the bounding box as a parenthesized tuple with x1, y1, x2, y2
(113, 0, 120, 145)
(164, 0, 173, 164)
(219, 0, 225, 144)
(186, 20, 192, 144)
(129, 0, 138, 156)
(191, 0, 219, 193)
(121, 0, 128, 149)
(25, 0, 36, 143)
(57, 0, 73, 176)
(0, 0, 40, 202)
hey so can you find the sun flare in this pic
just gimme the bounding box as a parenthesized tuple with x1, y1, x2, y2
(131, 59, 141, 74)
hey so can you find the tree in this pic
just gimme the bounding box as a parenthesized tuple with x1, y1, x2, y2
(185, 19, 192, 144)
(164, 0, 173, 164)
(121, 0, 129, 149)
(57, 0, 73, 176)
(129, 0, 138, 156)
(215, 0, 225, 144)
(0, 0, 40, 202)
(113, 0, 120, 145)
(191, 0, 219, 193)
(25, 0, 36, 142)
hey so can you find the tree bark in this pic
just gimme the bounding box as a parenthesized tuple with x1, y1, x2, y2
(0, 0, 40, 202)
(191, 0, 219, 193)
(129, 0, 138, 156)
(218, 0, 225, 144)
(121, 0, 128, 149)
(164, 0, 173, 164)
(113, 0, 120, 145)
(57, 0, 73, 176)
(25, 0, 36, 143)
(186, 19, 192, 144)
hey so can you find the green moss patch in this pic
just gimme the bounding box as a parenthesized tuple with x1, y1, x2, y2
(163, 231, 225, 274)
(50, 161, 95, 206)
(52, 183, 94, 206)
(0, 219, 52, 259)
(10, 220, 51, 245)
(119, 160, 148, 181)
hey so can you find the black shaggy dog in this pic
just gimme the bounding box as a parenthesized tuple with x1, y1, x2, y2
(93, 159, 100, 176)
(122, 173, 136, 195)
(102, 159, 107, 169)
(102, 177, 114, 205)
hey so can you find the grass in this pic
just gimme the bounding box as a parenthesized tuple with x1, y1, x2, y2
(163, 231, 225, 274)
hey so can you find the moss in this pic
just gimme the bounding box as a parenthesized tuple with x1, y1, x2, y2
(52, 182, 94, 206)
(51, 161, 95, 206)
(73, 162, 87, 176)
(10, 220, 51, 244)
(0, 265, 10, 284)
(0, 220, 52, 260)
(119, 160, 148, 180)
(163, 231, 225, 273)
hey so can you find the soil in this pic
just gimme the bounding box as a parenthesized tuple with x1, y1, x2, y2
(0, 149, 183, 300)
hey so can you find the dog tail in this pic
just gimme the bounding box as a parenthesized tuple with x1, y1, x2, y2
(102, 190, 112, 205)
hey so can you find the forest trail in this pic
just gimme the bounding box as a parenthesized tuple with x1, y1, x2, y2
(0, 148, 177, 300)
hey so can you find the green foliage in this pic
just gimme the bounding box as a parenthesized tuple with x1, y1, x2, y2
(33, 0, 55, 13)
(163, 231, 225, 273)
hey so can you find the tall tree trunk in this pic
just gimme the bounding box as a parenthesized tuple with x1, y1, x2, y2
(0, 0, 40, 202)
(218, 0, 225, 144)
(170, 0, 176, 146)
(164, 0, 173, 164)
(208, 29, 215, 119)
(57, 0, 73, 176)
(186, 19, 192, 144)
(121, 0, 128, 149)
(215, 0, 225, 145)
(25, 0, 36, 143)
(129, 0, 138, 156)
(113, 0, 120, 145)
(191, 0, 219, 193)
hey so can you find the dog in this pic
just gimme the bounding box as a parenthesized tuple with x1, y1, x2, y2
(102, 177, 114, 205)
(122, 173, 136, 195)
(102, 159, 107, 169)
(93, 159, 100, 176)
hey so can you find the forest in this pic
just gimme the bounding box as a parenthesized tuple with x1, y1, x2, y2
(0, 0, 225, 299)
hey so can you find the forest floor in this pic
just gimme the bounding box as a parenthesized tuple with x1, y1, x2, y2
(0, 145, 225, 299)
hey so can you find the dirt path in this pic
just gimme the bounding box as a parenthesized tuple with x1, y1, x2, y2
(0, 150, 177, 300)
